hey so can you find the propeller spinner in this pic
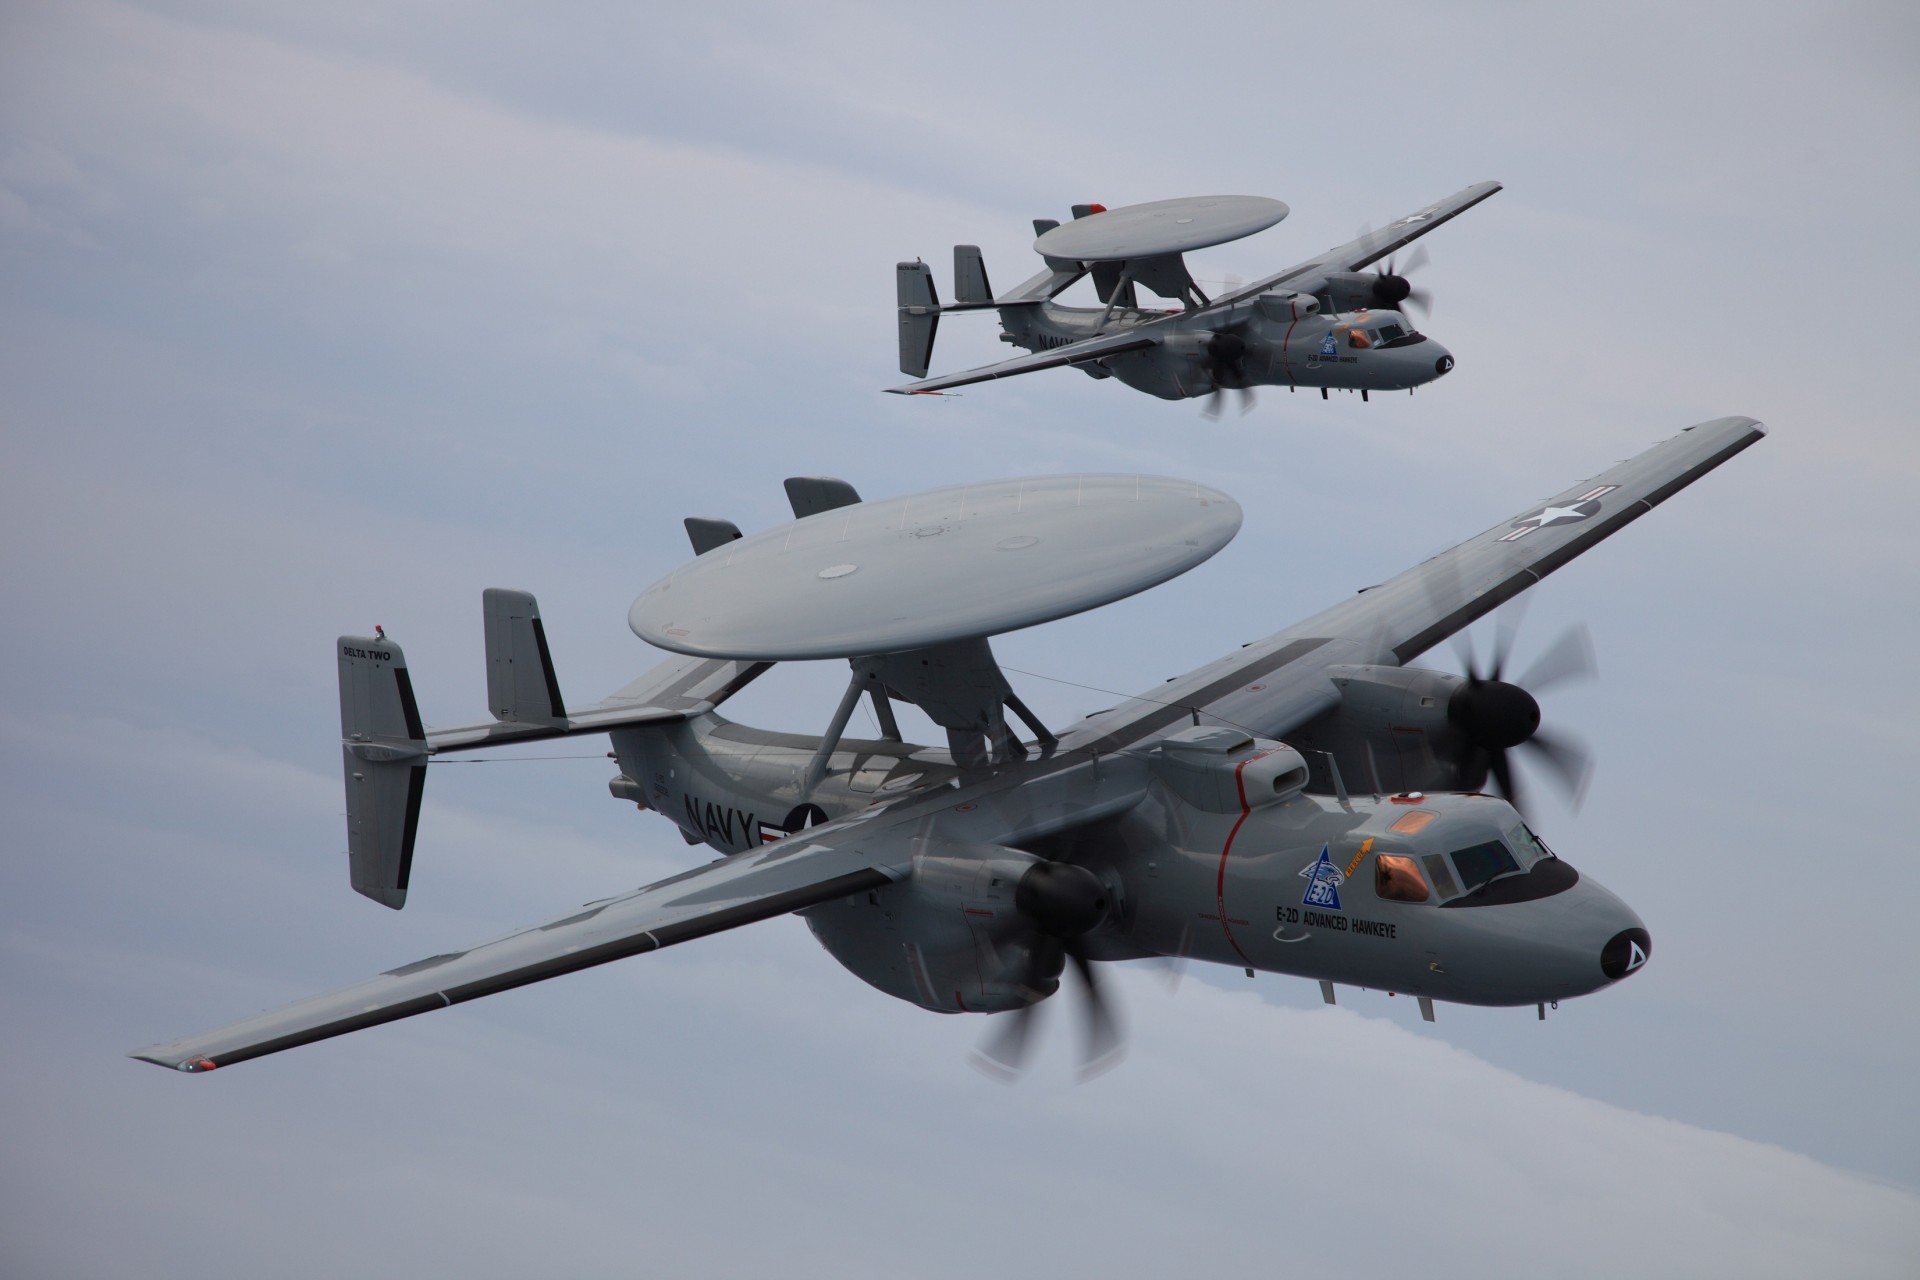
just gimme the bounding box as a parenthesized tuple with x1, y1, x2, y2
(1446, 616, 1596, 817)
(973, 860, 1123, 1081)
(1200, 329, 1257, 418)
(1370, 242, 1433, 318)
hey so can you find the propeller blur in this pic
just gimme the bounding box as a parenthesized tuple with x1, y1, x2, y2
(131, 418, 1762, 1078)
(887, 182, 1499, 411)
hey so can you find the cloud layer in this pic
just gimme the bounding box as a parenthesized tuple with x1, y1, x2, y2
(2, 1, 1916, 1274)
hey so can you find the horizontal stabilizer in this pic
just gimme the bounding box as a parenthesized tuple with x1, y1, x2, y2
(338, 634, 428, 910)
(483, 588, 566, 726)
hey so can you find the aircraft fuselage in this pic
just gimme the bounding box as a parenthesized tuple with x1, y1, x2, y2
(1000, 301, 1456, 401)
(613, 715, 1648, 1018)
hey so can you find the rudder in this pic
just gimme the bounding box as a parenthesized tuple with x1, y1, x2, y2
(896, 260, 940, 377)
(482, 588, 566, 725)
(338, 633, 428, 909)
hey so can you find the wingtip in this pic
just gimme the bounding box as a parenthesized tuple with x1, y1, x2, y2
(1685, 414, 1767, 438)
(129, 1047, 218, 1074)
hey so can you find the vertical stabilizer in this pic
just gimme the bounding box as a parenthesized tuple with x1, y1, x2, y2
(896, 260, 940, 377)
(338, 634, 428, 909)
(953, 245, 993, 305)
(482, 588, 567, 725)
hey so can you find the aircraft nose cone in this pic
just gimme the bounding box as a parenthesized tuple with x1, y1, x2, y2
(1601, 926, 1653, 981)
(1434, 351, 1455, 376)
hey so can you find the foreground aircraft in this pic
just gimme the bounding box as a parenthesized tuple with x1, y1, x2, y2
(888, 181, 1501, 412)
(134, 417, 1763, 1076)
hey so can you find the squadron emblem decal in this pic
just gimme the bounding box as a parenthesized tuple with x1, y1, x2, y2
(1299, 845, 1345, 910)
(1497, 485, 1618, 542)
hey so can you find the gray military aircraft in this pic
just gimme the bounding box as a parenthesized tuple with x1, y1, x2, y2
(133, 416, 1763, 1077)
(888, 181, 1501, 413)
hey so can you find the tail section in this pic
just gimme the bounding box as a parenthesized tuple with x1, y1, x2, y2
(338, 633, 428, 909)
(953, 245, 992, 306)
(482, 588, 566, 726)
(896, 259, 940, 377)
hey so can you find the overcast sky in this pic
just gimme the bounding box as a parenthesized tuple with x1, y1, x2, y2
(3, 2, 1917, 1276)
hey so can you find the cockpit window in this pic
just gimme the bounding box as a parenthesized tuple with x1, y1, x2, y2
(1506, 823, 1555, 868)
(1423, 854, 1461, 901)
(1377, 323, 1406, 343)
(1347, 327, 1372, 349)
(1449, 840, 1522, 895)
(1375, 854, 1429, 902)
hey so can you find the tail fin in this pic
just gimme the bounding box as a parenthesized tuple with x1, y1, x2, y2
(482, 588, 566, 725)
(953, 245, 993, 306)
(896, 259, 940, 377)
(338, 634, 428, 909)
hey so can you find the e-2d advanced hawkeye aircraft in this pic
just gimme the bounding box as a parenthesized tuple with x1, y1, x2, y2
(888, 181, 1501, 414)
(133, 416, 1763, 1078)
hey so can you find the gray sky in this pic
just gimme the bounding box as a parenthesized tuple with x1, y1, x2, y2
(3, 1, 1917, 1276)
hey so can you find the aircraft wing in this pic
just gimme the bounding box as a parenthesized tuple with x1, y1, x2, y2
(131, 832, 906, 1072)
(885, 328, 1162, 395)
(1221, 180, 1504, 305)
(1061, 415, 1766, 753)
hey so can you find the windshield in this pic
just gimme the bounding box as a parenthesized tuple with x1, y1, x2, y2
(1506, 823, 1555, 868)
(1449, 840, 1522, 895)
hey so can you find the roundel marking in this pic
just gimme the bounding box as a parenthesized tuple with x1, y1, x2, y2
(1511, 499, 1604, 533)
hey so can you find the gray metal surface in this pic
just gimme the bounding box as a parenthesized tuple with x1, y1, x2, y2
(628, 474, 1241, 661)
(134, 418, 1761, 1073)
(1034, 195, 1288, 262)
(133, 836, 906, 1071)
(888, 181, 1501, 401)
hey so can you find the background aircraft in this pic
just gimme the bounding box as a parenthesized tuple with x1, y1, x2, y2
(135, 417, 1760, 1078)
(889, 182, 1499, 413)
(9, 5, 1915, 1274)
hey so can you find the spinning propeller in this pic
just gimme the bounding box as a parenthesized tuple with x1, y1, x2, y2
(1200, 329, 1257, 418)
(1357, 221, 1436, 319)
(973, 860, 1123, 1081)
(1369, 243, 1433, 318)
(1445, 608, 1596, 817)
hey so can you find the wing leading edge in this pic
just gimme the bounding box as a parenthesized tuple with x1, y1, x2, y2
(1216, 180, 1504, 306)
(132, 834, 905, 1072)
(1060, 415, 1767, 752)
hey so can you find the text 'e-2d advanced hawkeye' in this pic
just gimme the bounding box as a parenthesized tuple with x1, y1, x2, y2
(889, 181, 1500, 415)
(134, 416, 1762, 1079)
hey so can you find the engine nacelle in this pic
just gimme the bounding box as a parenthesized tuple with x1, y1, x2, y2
(1151, 726, 1310, 814)
(1319, 271, 1393, 315)
(1255, 290, 1319, 322)
(802, 841, 1084, 1015)
(1283, 664, 1475, 795)
(1159, 330, 1216, 363)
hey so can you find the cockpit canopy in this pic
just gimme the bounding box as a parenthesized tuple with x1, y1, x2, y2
(1369, 808, 1557, 904)
(1336, 312, 1426, 350)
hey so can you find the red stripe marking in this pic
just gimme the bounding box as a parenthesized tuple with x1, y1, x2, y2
(1214, 756, 1258, 966)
